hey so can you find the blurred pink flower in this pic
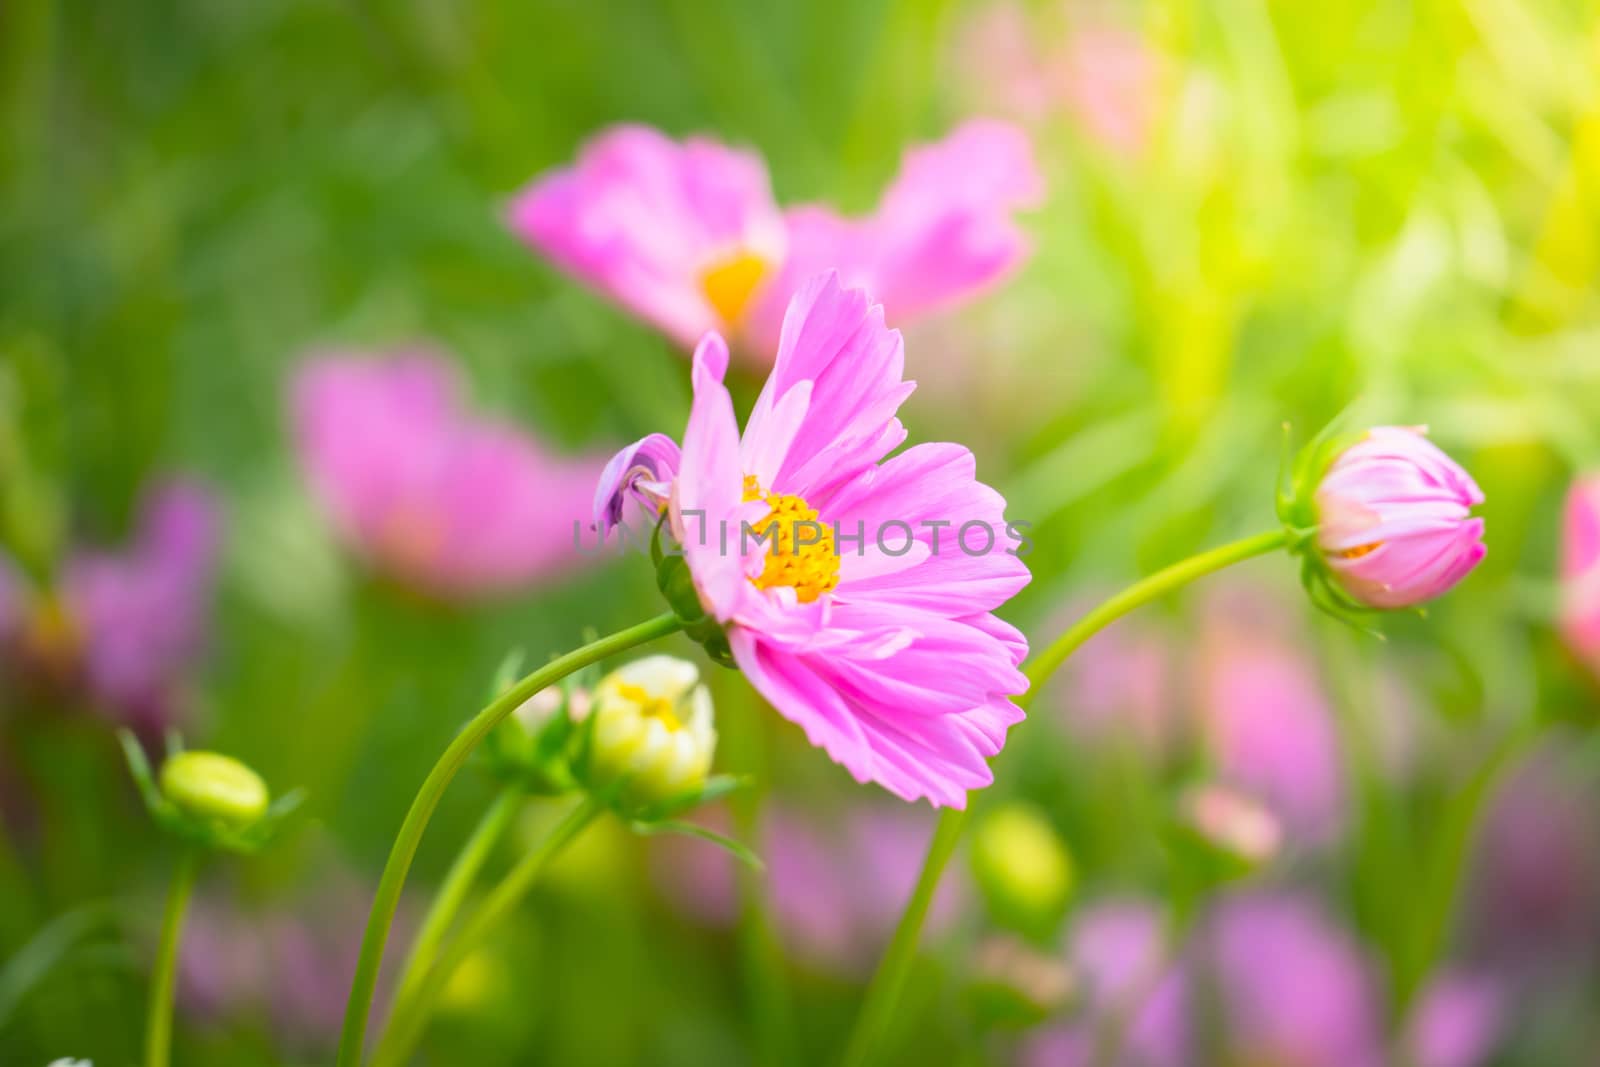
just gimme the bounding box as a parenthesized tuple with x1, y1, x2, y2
(651, 801, 966, 976)
(1404, 971, 1507, 1067)
(1, 481, 220, 728)
(180, 878, 413, 1050)
(290, 351, 605, 600)
(1558, 475, 1600, 673)
(1197, 586, 1345, 845)
(596, 276, 1030, 807)
(1205, 892, 1385, 1067)
(509, 121, 1041, 360)
(1017, 899, 1188, 1067)
(954, 4, 1160, 156)
(1466, 741, 1600, 978)
(1314, 427, 1486, 610)
(1061, 25, 1160, 156)
(1053, 610, 1180, 757)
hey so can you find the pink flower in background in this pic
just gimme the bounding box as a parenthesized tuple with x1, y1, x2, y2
(1061, 25, 1160, 156)
(651, 801, 966, 975)
(1404, 971, 1507, 1067)
(954, 3, 1160, 156)
(1, 480, 220, 728)
(509, 121, 1041, 360)
(1053, 610, 1180, 757)
(1466, 741, 1600, 978)
(291, 352, 605, 600)
(1017, 900, 1188, 1067)
(1205, 893, 1386, 1067)
(596, 275, 1030, 807)
(1197, 586, 1345, 845)
(1558, 476, 1600, 673)
(1314, 427, 1486, 609)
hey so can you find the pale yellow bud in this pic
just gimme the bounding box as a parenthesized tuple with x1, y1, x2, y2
(583, 655, 716, 805)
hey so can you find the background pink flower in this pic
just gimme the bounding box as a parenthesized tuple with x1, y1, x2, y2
(291, 351, 606, 600)
(511, 122, 1042, 364)
(1558, 475, 1600, 674)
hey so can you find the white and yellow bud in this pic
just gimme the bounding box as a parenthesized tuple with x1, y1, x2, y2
(582, 655, 716, 807)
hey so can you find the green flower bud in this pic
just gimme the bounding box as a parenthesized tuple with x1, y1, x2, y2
(581, 655, 716, 811)
(1169, 783, 1281, 886)
(159, 751, 270, 830)
(970, 803, 1075, 940)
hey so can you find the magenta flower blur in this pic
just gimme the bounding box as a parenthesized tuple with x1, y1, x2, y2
(1312, 427, 1486, 609)
(1205, 893, 1386, 1067)
(1017, 899, 1188, 1067)
(651, 801, 967, 975)
(509, 121, 1042, 358)
(1558, 475, 1600, 672)
(1197, 587, 1345, 845)
(1, 480, 220, 728)
(291, 352, 605, 600)
(597, 275, 1030, 806)
(1403, 971, 1506, 1067)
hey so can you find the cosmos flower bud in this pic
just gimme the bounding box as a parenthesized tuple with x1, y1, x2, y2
(580, 655, 716, 811)
(969, 803, 1075, 939)
(1175, 784, 1282, 870)
(968, 935, 1079, 1029)
(1286, 426, 1485, 612)
(159, 751, 271, 831)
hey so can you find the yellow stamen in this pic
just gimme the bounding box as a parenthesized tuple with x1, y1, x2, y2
(1336, 542, 1381, 560)
(614, 681, 683, 731)
(701, 251, 768, 325)
(742, 476, 840, 604)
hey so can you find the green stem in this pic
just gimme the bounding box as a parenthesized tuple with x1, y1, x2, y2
(337, 613, 682, 1067)
(146, 848, 199, 1067)
(370, 797, 603, 1067)
(386, 785, 522, 1018)
(839, 528, 1289, 1067)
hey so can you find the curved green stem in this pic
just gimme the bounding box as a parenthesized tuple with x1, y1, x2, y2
(371, 797, 602, 1067)
(386, 785, 522, 1017)
(839, 529, 1289, 1067)
(337, 613, 682, 1067)
(146, 848, 199, 1067)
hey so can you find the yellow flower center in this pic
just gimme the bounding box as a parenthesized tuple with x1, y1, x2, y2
(742, 475, 840, 604)
(614, 681, 683, 731)
(700, 251, 768, 325)
(1335, 542, 1380, 559)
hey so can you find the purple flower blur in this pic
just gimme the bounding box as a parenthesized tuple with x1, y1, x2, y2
(651, 800, 966, 976)
(508, 121, 1042, 359)
(1, 480, 220, 728)
(290, 351, 607, 601)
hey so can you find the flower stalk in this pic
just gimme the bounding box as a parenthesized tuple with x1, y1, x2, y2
(840, 528, 1291, 1067)
(146, 847, 198, 1067)
(336, 612, 683, 1067)
(371, 797, 603, 1067)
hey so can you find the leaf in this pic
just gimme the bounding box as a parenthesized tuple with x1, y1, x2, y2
(630, 819, 765, 872)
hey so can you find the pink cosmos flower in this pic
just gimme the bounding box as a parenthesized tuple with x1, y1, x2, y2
(509, 121, 1042, 360)
(2, 480, 220, 728)
(1016, 899, 1189, 1067)
(1196, 584, 1345, 845)
(651, 801, 967, 975)
(1558, 476, 1600, 673)
(1313, 426, 1486, 609)
(597, 275, 1030, 807)
(1204, 893, 1386, 1067)
(1403, 971, 1506, 1067)
(291, 351, 605, 600)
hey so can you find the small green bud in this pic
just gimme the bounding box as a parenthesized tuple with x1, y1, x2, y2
(970, 802, 1075, 940)
(159, 751, 270, 830)
(967, 935, 1078, 1030)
